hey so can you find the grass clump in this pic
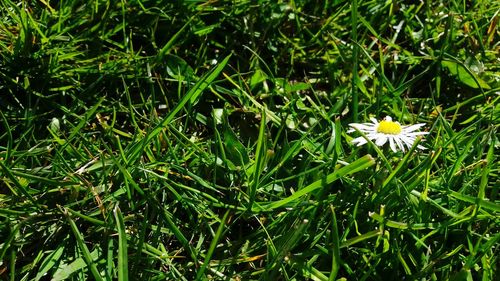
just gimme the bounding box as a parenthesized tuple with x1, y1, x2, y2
(1, 0, 499, 280)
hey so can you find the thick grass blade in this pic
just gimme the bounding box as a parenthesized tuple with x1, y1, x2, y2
(0, 223, 19, 261)
(254, 154, 375, 211)
(161, 207, 199, 265)
(34, 244, 65, 281)
(0, 110, 12, 163)
(10, 169, 77, 186)
(340, 230, 382, 248)
(60, 206, 104, 281)
(248, 109, 267, 210)
(447, 191, 500, 213)
(114, 205, 129, 281)
(52, 248, 103, 281)
(195, 210, 230, 280)
(329, 205, 341, 281)
(64, 207, 106, 227)
(350, 0, 359, 122)
(264, 218, 310, 279)
(478, 132, 495, 201)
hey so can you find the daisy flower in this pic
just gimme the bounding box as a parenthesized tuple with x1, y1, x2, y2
(348, 116, 428, 152)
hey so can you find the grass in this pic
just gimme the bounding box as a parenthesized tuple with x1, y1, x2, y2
(0, 0, 499, 280)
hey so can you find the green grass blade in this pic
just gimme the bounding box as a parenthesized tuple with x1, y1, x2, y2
(0, 160, 38, 207)
(0, 223, 19, 261)
(114, 205, 129, 281)
(195, 210, 230, 280)
(52, 248, 103, 281)
(0, 110, 13, 163)
(161, 207, 199, 265)
(61, 206, 104, 281)
(350, 0, 359, 122)
(254, 154, 375, 211)
(34, 244, 65, 281)
(329, 205, 341, 281)
(156, 15, 196, 61)
(478, 132, 495, 201)
(248, 109, 267, 210)
(340, 230, 382, 248)
(10, 169, 77, 186)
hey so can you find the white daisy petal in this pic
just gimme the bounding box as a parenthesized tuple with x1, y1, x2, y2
(389, 137, 397, 152)
(404, 131, 429, 137)
(394, 137, 405, 152)
(365, 133, 380, 139)
(348, 123, 377, 132)
(375, 135, 387, 146)
(402, 123, 426, 132)
(400, 136, 415, 149)
(351, 137, 368, 146)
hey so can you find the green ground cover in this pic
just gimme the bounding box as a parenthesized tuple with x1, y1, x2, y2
(0, 0, 499, 280)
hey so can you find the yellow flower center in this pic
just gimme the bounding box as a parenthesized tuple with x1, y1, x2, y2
(377, 119, 402, 135)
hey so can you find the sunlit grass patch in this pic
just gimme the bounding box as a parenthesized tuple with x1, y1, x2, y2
(0, 0, 498, 280)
